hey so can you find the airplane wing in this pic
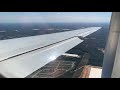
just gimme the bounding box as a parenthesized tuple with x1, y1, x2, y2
(0, 27, 101, 78)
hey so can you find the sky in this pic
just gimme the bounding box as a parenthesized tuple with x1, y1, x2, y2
(0, 12, 112, 23)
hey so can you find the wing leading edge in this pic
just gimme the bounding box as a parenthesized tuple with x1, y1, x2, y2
(0, 27, 101, 78)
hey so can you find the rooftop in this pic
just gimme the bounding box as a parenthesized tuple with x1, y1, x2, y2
(89, 66, 102, 78)
(80, 65, 102, 78)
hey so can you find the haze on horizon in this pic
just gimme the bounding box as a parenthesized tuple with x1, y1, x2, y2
(0, 12, 112, 23)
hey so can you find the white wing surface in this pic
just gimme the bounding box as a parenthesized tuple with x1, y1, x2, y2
(0, 27, 101, 78)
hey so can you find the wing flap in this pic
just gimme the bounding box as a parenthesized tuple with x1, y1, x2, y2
(0, 37, 83, 78)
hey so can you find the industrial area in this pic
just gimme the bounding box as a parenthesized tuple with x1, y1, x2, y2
(27, 53, 102, 78)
